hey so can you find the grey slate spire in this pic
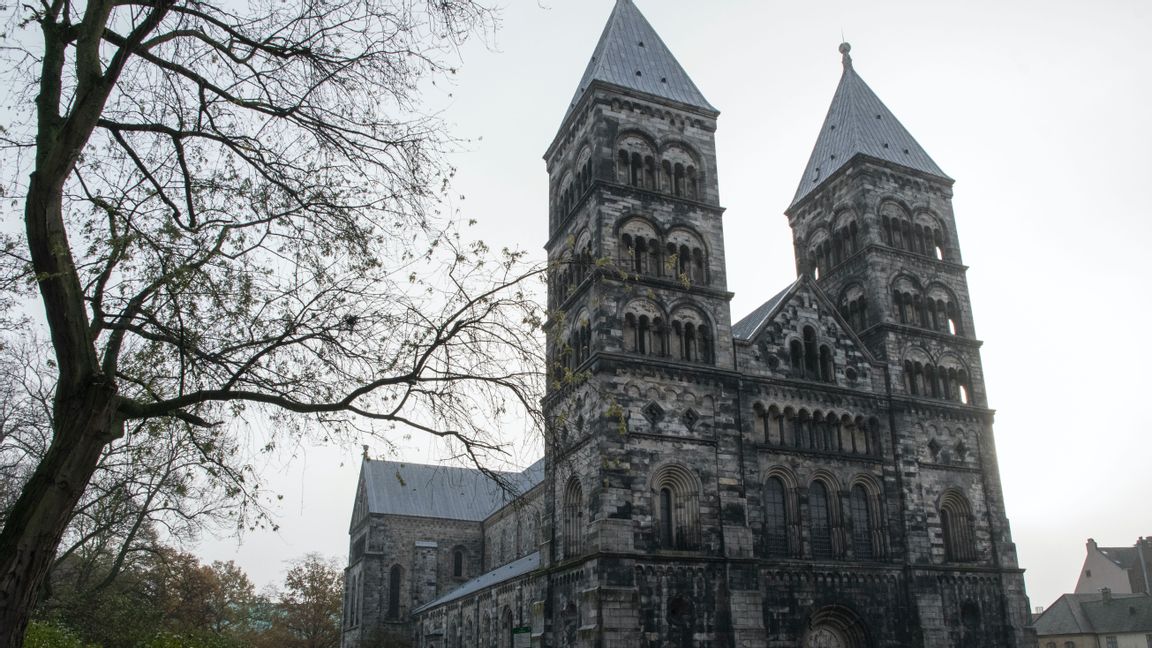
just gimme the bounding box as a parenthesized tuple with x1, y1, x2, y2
(792, 43, 949, 208)
(563, 0, 716, 120)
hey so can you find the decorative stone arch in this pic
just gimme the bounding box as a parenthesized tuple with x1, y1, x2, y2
(562, 308, 593, 370)
(806, 471, 842, 559)
(615, 132, 658, 189)
(847, 475, 885, 560)
(831, 206, 860, 232)
(937, 353, 974, 403)
(574, 144, 594, 193)
(806, 225, 835, 279)
(649, 462, 703, 550)
(617, 215, 661, 276)
(878, 198, 915, 250)
(621, 297, 667, 356)
(924, 282, 962, 331)
(889, 273, 923, 293)
(667, 302, 714, 364)
(664, 226, 708, 284)
(803, 605, 871, 648)
(658, 141, 702, 199)
(912, 209, 949, 259)
(562, 475, 585, 558)
(901, 346, 935, 397)
(939, 488, 978, 562)
(837, 283, 868, 331)
(763, 465, 801, 557)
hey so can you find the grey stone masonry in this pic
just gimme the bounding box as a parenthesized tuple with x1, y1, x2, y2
(343, 3, 1035, 648)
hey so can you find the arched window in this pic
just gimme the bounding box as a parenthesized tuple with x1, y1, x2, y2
(652, 465, 701, 550)
(387, 564, 402, 619)
(803, 326, 819, 378)
(819, 345, 834, 383)
(563, 478, 584, 558)
(452, 547, 465, 578)
(850, 485, 875, 560)
(670, 308, 712, 365)
(658, 487, 674, 547)
(940, 490, 977, 562)
(790, 339, 804, 377)
(809, 480, 834, 559)
(764, 477, 789, 556)
(617, 150, 630, 183)
(638, 315, 651, 354)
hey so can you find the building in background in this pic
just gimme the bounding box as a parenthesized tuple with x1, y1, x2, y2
(1077, 538, 1152, 596)
(1034, 590, 1152, 648)
(341, 1, 1034, 645)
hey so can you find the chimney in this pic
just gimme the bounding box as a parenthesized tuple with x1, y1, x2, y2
(1087, 538, 1098, 551)
(1138, 537, 1151, 594)
(1101, 587, 1112, 603)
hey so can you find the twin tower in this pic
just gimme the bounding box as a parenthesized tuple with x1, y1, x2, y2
(539, 0, 1032, 646)
(359, 1, 1035, 647)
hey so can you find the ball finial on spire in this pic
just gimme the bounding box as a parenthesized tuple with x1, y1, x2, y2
(839, 42, 853, 68)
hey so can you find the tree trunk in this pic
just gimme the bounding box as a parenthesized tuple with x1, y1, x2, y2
(0, 164, 118, 645)
(0, 381, 118, 648)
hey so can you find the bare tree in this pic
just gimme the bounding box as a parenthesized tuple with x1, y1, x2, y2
(0, 0, 545, 643)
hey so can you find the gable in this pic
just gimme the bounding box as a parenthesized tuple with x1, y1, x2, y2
(734, 277, 878, 391)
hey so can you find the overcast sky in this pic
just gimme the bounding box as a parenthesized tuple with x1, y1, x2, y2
(199, 0, 1152, 612)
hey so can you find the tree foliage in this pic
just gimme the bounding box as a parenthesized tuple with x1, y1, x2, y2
(0, 0, 544, 642)
(28, 549, 340, 648)
(269, 554, 343, 648)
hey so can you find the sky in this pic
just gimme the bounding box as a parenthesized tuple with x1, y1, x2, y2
(199, 0, 1152, 612)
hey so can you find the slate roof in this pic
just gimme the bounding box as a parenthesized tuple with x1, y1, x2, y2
(413, 551, 541, 614)
(360, 458, 544, 522)
(791, 44, 948, 209)
(731, 281, 798, 341)
(1099, 546, 1141, 570)
(1034, 593, 1152, 636)
(563, 0, 715, 122)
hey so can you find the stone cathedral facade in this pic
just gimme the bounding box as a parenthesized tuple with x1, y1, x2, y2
(340, 2, 1035, 647)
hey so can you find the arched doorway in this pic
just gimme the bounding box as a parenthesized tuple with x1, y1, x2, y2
(803, 606, 869, 648)
(501, 607, 514, 648)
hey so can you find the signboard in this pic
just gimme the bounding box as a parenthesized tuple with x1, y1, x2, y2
(512, 626, 531, 648)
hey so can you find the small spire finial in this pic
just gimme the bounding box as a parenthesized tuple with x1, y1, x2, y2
(839, 42, 853, 69)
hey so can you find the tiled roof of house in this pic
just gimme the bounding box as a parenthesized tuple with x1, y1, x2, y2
(361, 458, 544, 522)
(1035, 593, 1152, 636)
(563, 0, 715, 122)
(791, 43, 948, 208)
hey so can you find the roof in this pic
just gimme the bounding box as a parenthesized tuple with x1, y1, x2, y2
(563, 0, 715, 122)
(360, 458, 544, 522)
(731, 281, 798, 341)
(413, 551, 541, 614)
(1035, 593, 1152, 636)
(791, 43, 948, 208)
(1099, 546, 1141, 570)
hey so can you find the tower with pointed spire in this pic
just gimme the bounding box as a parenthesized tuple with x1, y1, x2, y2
(346, 5, 1033, 648)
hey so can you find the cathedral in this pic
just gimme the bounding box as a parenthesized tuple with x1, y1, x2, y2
(340, 1, 1034, 646)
